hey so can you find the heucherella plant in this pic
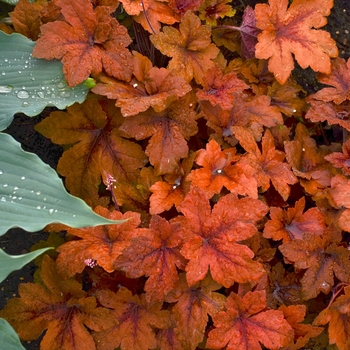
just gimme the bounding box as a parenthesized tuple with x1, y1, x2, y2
(1, 0, 350, 349)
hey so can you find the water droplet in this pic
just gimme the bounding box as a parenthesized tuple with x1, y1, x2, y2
(56, 81, 66, 89)
(3, 184, 8, 187)
(73, 214, 76, 217)
(0, 85, 13, 93)
(49, 209, 54, 215)
(1, 197, 6, 202)
(17, 90, 29, 99)
(37, 91, 45, 98)
(22, 102, 29, 107)
(13, 187, 19, 190)
(36, 205, 41, 209)
(0, 170, 2, 174)
(133, 83, 138, 88)
(43, 198, 47, 201)
(36, 191, 41, 195)
(18, 71, 22, 74)
(4, 58, 8, 62)
(59, 91, 70, 98)
(1, 71, 5, 76)
(21, 176, 25, 180)
(18, 197, 22, 200)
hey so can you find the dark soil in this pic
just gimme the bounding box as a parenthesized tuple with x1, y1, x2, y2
(0, 1, 349, 349)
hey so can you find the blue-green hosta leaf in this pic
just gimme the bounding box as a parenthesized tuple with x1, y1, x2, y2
(0, 32, 89, 131)
(0, 247, 52, 282)
(0, 132, 125, 235)
(0, 319, 25, 350)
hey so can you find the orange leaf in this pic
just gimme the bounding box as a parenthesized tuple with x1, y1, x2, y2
(94, 287, 170, 350)
(175, 187, 268, 287)
(263, 197, 326, 243)
(120, 98, 198, 175)
(206, 290, 294, 350)
(196, 65, 249, 109)
(232, 127, 297, 200)
(279, 304, 323, 350)
(310, 57, 350, 104)
(187, 139, 258, 198)
(114, 215, 187, 303)
(314, 285, 350, 350)
(35, 98, 147, 206)
(165, 273, 226, 350)
(255, 0, 338, 84)
(150, 11, 219, 87)
(0, 255, 114, 350)
(198, 0, 236, 26)
(279, 229, 350, 300)
(10, 0, 45, 40)
(56, 206, 147, 278)
(325, 138, 350, 176)
(133, 0, 178, 33)
(92, 51, 192, 117)
(32, 0, 133, 87)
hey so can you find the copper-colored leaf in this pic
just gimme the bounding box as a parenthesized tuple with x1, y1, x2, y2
(35, 98, 147, 206)
(264, 197, 326, 243)
(114, 215, 187, 302)
(10, 0, 46, 40)
(0, 255, 114, 350)
(187, 139, 258, 198)
(56, 206, 147, 278)
(325, 138, 350, 176)
(314, 285, 350, 350)
(120, 98, 198, 175)
(94, 287, 170, 350)
(175, 187, 268, 287)
(206, 290, 294, 350)
(165, 273, 226, 350)
(255, 0, 338, 84)
(150, 11, 220, 87)
(233, 127, 298, 200)
(32, 0, 133, 86)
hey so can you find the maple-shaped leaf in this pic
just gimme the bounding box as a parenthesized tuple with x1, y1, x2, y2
(149, 154, 194, 214)
(309, 57, 350, 104)
(120, 97, 198, 175)
(165, 273, 226, 350)
(279, 228, 350, 300)
(187, 139, 258, 198)
(55, 206, 147, 278)
(94, 287, 170, 350)
(198, 0, 236, 26)
(232, 126, 298, 201)
(284, 122, 334, 196)
(305, 99, 350, 132)
(327, 175, 350, 233)
(114, 215, 187, 303)
(314, 285, 350, 350)
(0, 255, 114, 350)
(325, 138, 350, 176)
(133, 0, 178, 33)
(92, 51, 192, 117)
(196, 65, 249, 109)
(10, 0, 46, 40)
(279, 304, 323, 350)
(255, 0, 338, 84)
(206, 290, 294, 350)
(174, 187, 268, 287)
(150, 11, 220, 87)
(263, 197, 326, 243)
(32, 0, 133, 87)
(35, 98, 147, 206)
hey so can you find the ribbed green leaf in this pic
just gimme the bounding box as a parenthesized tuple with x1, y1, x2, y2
(0, 248, 52, 282)
(0, 32, 89, 131)
(0, 319, 25, 350)
(0, 132, 125, 235)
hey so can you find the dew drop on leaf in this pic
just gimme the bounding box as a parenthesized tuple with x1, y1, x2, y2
(17, 90, 29, 99)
